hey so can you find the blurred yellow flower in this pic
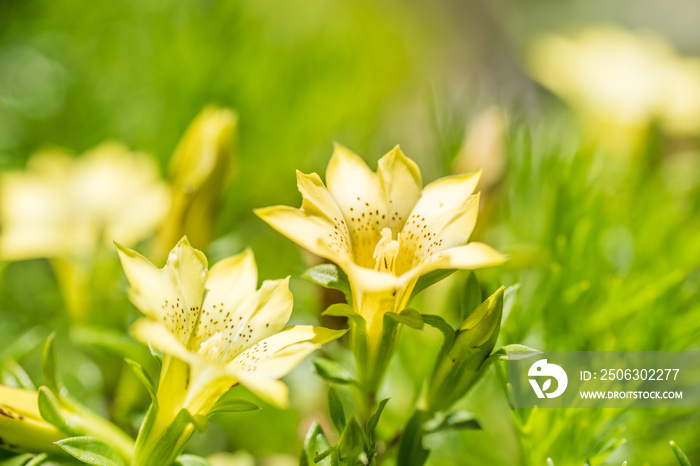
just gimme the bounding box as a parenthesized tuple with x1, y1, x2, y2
(152, 106, 238, 260)
(0, 385, 65, 454)
(117, 237, 344, 412)
(256, 145, 505, 368)
(528, 26, 700, 150)
(0, 143, 169, 261)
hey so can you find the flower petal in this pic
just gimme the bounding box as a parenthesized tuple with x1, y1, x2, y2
(418, 242, 507, 275)
(326, 144, 390, 268)
(190, 249, 258, 353)
(395, 171, 481, 274)
(377, 146, 422, 235)
(214, 277, 294, 362)
(231, 371, 290, 408)
(255, 205, 352, 266)
(130, 318, 197, 365)
(228, 326, 345, 379)
(117, 237, 207, 343)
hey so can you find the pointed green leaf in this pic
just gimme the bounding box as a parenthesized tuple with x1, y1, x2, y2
(386, 308, 424, 330)
(41, 333, 61, 393)
(327, 386, 346, 434)
(174, 455, 210, 466)
(498, 344, 542, 361)
(0, 454, 35, 466)
(37, 386, 78, 436)
(303, 264, 352, 304)
(411, 269, 456, 300)
(423, 410, 481, 434)
(56, 437, 125, 466)
(670, 441, 691, 466)
(366, 398, 389, 440)
(125, 359, 157, 404)
(208, 399, 260, 416)
(300, 421, 331, 466)
(24, 455, 48, 466)
(338, 417, 367, 463)
(397, 410, 429, 466)
(502, 284, 520, 322)
(312, 358, 357, 385)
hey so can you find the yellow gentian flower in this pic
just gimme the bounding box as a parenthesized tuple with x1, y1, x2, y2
(0, 143, 169, 261)
(117, 237, 344, 413)
(528, 26, 700, 152)
(256, 145, 505, 376)
(0, 385, 65, 454)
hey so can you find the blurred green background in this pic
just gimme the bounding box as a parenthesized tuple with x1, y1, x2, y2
(1, 0, 700, 465)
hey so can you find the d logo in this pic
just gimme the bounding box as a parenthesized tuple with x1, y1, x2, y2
(528, 359, 568, 399)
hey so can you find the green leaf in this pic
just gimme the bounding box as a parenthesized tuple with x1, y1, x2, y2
(23, 455, 48, 466)
(460, 272, 482, 322)
(366, 398, 389, 440)
(497, 344, 542, 361)
(124, 359, 157, 404)
(422, 314, 456, 363)
(386, 308, 424, 330)
(546, 459, 555, 466)
(2, 358, 36, 390)
(670, 441, 691, 466)
(41, 333, 61, 393)
(0, 454, 35, 466)
(327, 386, 346, 434)
(337, 417, 367, 464)
(312, 358, 357, 385)
(37, 386, 78, 436)
(56, 437, 125, 466)
(411, 269, 456, 300)
(303, 264, 352, 304)
(313, 448, 334, 464)
(207, 398, 260, 416)
(397, 410, 429, 466)
(423, 410, 481, 434)
(322, 304, 368, 381)
(300, 421, 331, 466)
(148, 343, 163, 370)
(174, 455, 210, 466)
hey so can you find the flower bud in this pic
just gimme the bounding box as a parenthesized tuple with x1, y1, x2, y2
(427, 286, 504, 412)
(153, 106, 237, 259)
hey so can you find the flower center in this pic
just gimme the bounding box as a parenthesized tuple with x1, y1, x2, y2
(373, 227, 400, 274)
(199, 331, 224, 360)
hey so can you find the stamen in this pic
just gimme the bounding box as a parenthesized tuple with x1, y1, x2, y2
(199, 331, 224, 360)
(373, 227, 400, 274)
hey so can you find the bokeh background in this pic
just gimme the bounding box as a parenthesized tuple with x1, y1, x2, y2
(2, 0, 700, 465)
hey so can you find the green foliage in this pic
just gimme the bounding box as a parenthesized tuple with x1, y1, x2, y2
(56, 437, 125, 466)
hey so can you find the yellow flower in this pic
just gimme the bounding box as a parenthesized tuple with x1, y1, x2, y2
(152, 106, 238, 260)
(255, 145, 505, 371)
(0, 143, 169, 261)
(117, 237, 344, 412)
(528, 26, 700, 152)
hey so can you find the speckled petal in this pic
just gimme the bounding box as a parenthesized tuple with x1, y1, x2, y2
(377, 146, 422, 235)
(189, 249, 258, 353)
(326, 144, 391, 268)
(395, 171, 481, 275)
(227, 326, 345, 379)
(116, 237, 208, 343)
(255, 205, 352, 266)
(212, 277, 294, 363)
(130, 318, 198, 365)
(418, 242, 507, 275)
